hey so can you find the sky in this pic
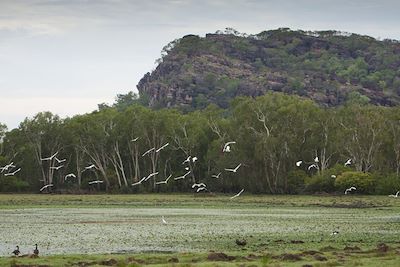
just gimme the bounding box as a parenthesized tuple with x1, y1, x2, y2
(0, 0, 399, 129)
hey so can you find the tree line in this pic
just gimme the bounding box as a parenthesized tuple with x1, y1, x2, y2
(0, 92, 399, 194)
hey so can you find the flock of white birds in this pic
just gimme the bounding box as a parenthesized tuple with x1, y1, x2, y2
(1, 139, 399, 199)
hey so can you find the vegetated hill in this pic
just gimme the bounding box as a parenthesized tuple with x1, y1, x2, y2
(137, 28, 400, 109)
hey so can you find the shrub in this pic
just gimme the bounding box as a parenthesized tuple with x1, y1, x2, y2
(0, 176, 29, 192)
(334, 171, 375, 194)
(304, 164, 351, 193)
(286, 169, 307, 194)
(374, 173, 400, 195)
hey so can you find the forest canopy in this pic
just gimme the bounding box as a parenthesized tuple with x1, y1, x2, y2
(1, 92, 400, 194)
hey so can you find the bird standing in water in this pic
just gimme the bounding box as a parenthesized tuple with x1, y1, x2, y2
(33, 244, 39, 256)
(12, 245, 20, 256)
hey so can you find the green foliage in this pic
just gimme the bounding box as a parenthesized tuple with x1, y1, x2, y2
(0, 176, 29, 192)
(286, 170, 307, 194)
(335, 171, 376, 193)
(374, 173, 400, 195)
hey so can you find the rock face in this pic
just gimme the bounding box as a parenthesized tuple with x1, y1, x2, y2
(137, 28, 400, 109)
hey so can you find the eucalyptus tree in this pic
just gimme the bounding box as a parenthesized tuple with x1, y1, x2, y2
(71, 108, 118, 190)
(171, 110, 212, 184)
(19, 112, 64, 187)
(338, 105, 386, 172)
(0, 122, 6, 155)
(140, 108, 178, 189)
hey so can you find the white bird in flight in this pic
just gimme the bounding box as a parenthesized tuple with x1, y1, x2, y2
(223, 141, 236, 152)
(131, 137, 139, 142)
(40, 184, 53, 192)
(212, 172, 222, 179)
(64, 173, 76, 180)
(4, 168, 21, 176)
(225, 163, 242, 173)
(144, 172, 159, 181)
(174, 171, 191, 180)
(230, 189, 244, 199)
(155, 174, 172, 185)
(142, 147, 155, 157)
(50, 165, 64, 170)
(331, 175, 336, 178)
(314, 156, 319, 163)
(0, 162, 15, 173)
(54, 157, 66, 164)
(182, 156, 191, 164)
(161, 216, 167, 224)
(88, 180, 103, 185)
(132, 176, 147, 186)
(308, 164, 318, 170)
(196, 187, 207, 193)
(388, 191, 399, 198)
(192, 156, 198, 163)
(84, 164, 97, 170)
(40, 151, 59, 161)
(344, 186, 356, 195)
(192, 183, 206, 189)
(344, 159, 352, 166)
(156, 143, 169, 153)
(296, 160, 302, 167)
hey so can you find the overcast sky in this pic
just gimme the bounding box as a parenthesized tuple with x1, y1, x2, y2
(0, 0, 399, 129)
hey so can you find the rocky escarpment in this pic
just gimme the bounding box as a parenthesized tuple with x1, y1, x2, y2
(137, 28, 400, 109)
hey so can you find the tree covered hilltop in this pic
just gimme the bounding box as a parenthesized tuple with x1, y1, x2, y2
(138, 28, 400, 110)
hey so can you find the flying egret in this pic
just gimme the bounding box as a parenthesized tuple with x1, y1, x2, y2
(230, 189, 244, 199)
(155, 174, 172, 185)
(144, 171, 159, 181)
(155, 143, 169, 153)
(344, 186, 356, 195)
(132, 176, 147, 186)
(344, 159, 352, 166)
(161, 216, 167, 224)
(0, 162, 15, 173)
(84, 164, 97, 170)
(223, 141, 236, 152)
(182, 156, 191, 164)
(308, 164, 318, 170)
(40, 184, 53, 192)
(225, 163, 242, 173)
(131, 137, 139, 142)
(40, 151, 59, 161)
(88, 180, 103, 185)
(4, 168, 21, 176)
(296, 160, 302, 167)
(54, 157, 66, 164)
(64, 173, 76, 180)
(314, 156, 319, 163)
(192, 183, 206, 188)
(192, 156, 198, 162)
(196, 187, 207, 193)
(388, 191, 400, 198)
(174, 171, 191, 180)
(331, 175, 336, 178)
(142, 147, 155, 157)
(50, 165, 64, 170)
(212, 172, 222, 179)
(185, 167, 189, 171)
